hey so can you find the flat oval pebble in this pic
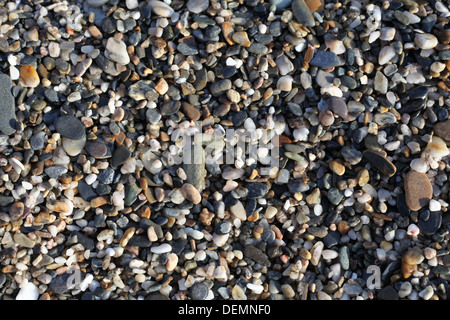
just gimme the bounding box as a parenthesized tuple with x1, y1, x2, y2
(54, 115, 85, 140)
(363, 150, 396, 177)
(404, 170, 433, 211)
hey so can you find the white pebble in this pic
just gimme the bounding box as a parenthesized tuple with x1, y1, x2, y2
(16, 282, 39, 300)
(429, 199, 441, 212)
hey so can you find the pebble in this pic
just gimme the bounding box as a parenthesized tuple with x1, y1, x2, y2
(190, 282, 209, 300)
(148, 1, 174, 17)
(62, 137, 86, 157)
(0, 74, 17, 135)
(186, 0, 209, 14)
(378, 46, 396, 65)
(310, 51, 340, 69)
(414, 33, 439, 50)
(292, 0, 315, 27)
(244, 244, 271, 267)
(246, 183, 269, 199)
(20, 65, 40, 88)
(424, 136, 449, 160)
(105, 38, 130, 65)
(374, 71, 388, 94)
(16, 282, 39, 300)
(181, 183, 202, 204)
(54, 115, 85, 140)
(434, 120, 450, 141)
(363, 150, 396, 177)
(404, 171, 432, 211)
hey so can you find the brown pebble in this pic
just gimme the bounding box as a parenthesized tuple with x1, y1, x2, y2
(9, 202, 24, 221)
(434, 119, 450, 141)
(305, 0, 324, 13)
(329, 159, 345, 176)
(404, 171, 432, 211)
(181, 183, 202, 204)
(20, 65, 40, 88)
(182, 102, 201, 121)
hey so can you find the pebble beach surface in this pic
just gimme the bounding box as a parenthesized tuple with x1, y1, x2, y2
(0, 0, 449, 301)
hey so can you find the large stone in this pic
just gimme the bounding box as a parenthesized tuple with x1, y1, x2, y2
(404, 170, 432, 211)
(0, 74, 16, 135)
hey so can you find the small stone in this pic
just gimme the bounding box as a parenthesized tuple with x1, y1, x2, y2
(304, 0, 324, 12)
(148, 1, 174, 17)
(418, 210, 442, 236)
(181, 183, 202, 204)
(155, 78, 169, 95)
(45, 166, 68, 179)
(54, 115, 85, 140)
(111, 145, 131, 167)
(404, 170, 432, 211)
(363, 150, 397, 177)
(230, 201, 247, 221)
(374, 71, 388, 94)
(183, 146, 206, 192)
(190, 282, 209, 300)
(414, 33, 438, 50)
(86, 141, 108, 158)
(20, 65, 40, 88)
(16, 282, 39, 300)
(210, 79, 232, 97)
(9, 202, 24, 221)
(177, 43, 198, 56)
(244, 244, 271, 267)
(423, 136, 449, 160)
(128, 80, 159, 101)
(276, 55, 294, 76)
(310, 51, 340, 69)
(378, 286, 398, 300)
(374, 112, 397, 126)
(315, 70, 335, 88)
(434, 120, 450, 141)
(246, 182, 269, 199)
(182, 102, 201, 121)
(379, 27, 396, 41)
(62, 137, 86, 157)
(292, 0, 315, 27)
(329, 159, 345, 176)
(329, 96, 349, 120)
(277, 75, 293, 92)
(319, 109, 334, 126)
(378, 46, 396, 65)
(105, 38, 130, 65)
(403, 247, 424, 265)
(327, 188, 343, 205)
(324, 34, 346, 55)
(232, 32, 251, 47)
(410, 158, 428, 173)
(186, 0, 209, 14)
(13, 233, 35, 248)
